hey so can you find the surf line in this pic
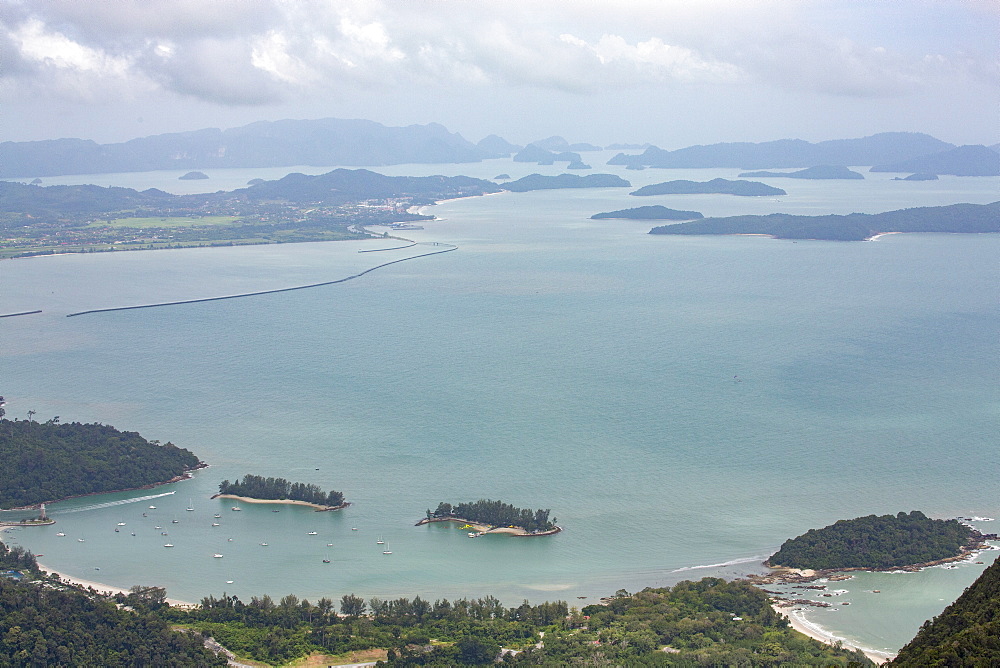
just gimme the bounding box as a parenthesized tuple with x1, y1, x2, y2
(66, 244, 457, 318)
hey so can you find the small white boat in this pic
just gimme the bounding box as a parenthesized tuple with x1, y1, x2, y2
(155, 526, 162, 529)
(212, 523, 220, 527)
(260, 542, 268, 546)
(322, 559, 331, 563)
(149, 505, 156, 509)
(351, 527, 358, 531)
(231, 506, 241, 511)
(226, 580, 234, 584)
(171, 519, 179, 524)
(164, 543, 174, 548)
(186, 499, 194, 511)
(213, 513, 221, 518)
(327, 543, 334, 547)
(377, 536, 384, 544)
(307, 531, 317, 535)
(77, 538, 85, 542)
(56, 532, 66, 537)
(117, 522, 126, 526)
(213, 554, 224, 558)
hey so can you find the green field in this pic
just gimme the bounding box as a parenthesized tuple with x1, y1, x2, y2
(86, 215, 241, 228)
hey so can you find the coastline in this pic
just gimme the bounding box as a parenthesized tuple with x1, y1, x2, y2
(212, 494, 349, 511)
(771, 602, 894, 664)
(4, 462, 208, 511)
(415, 516, 562, 536)
(35, 560, 195, 607)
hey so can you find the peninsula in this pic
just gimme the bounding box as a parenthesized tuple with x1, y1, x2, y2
(766, 511, 987, 572)
(591, 205, 703, 220)
(214, 474, 347, 510)
(0, 417, 204, 509)
(417, 500, 560, 536)
(630, 178, 786, 197)
(649, 201, 1000, 241)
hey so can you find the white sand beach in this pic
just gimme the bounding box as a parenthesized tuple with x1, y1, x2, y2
(772, 604, 895, 665)
(36, 561, 194, 607)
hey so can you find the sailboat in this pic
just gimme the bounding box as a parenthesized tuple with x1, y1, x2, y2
(186, 499, 194, 511)
(382, 543, 392, 555)
(376, 536, 384, 545)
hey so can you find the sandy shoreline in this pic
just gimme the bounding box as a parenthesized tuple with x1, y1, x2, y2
(772, 603, 894, 664)
(212, 494, 347, 511)
(35, 560, 195, 607)
(415, 516, 562, 536)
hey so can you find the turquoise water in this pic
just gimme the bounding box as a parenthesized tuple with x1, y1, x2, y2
(2, 157, 998, 653)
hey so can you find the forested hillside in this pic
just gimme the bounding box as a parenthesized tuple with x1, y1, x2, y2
(767, 511, 976, 570)
(427, 500, 557, 532)
(893, 555, 1000, 665)
(0, 418, 203, 508)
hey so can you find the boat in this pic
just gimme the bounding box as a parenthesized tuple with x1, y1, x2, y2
(382, 543, 392, 555)
(171, 518, 179, 524)
(186, 499, 194, 511)
(322, 559, 331, 563)
(117, 522, 126, 526)
(376, 536, 384, 544)
(260, 542, 268, 546)
(130, 532, 135, 536)
(231, 506, 241, 511)
(212, 523, 220, 527)
(77, 538, 85, 542)
(161, 532, 168, 536)
(226, 580, 234, 584)
(272, 509, 279, 513)
(155, 526, 162, 529)
(56, 532, 65, 537)
(149, 505, 156, 509)
(164, 543, 174, 548)
(213, 554, 223, 558)
(114, 528, 119, 533)
(327, 543, 334, 547)
(351, 527, 358, 531)
(307, 531, 317, 535)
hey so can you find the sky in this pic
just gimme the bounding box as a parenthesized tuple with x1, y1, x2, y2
(2, 0, 998, 149)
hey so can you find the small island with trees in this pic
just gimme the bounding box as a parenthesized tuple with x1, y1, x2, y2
(765, 511, 987, 571)
(630, 178, 786, 197)
(214, 474, 347, 511)
(591, 205, 703, 221)
(417, 499, 561, 536)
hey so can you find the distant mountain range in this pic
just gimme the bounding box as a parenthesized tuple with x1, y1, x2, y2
(609, 132, 1000, 174)
(2, 119, 997, 179)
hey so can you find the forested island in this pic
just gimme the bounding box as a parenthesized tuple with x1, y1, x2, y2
(893, 552, 1000, 665)
(649, 201, 1000, 241)
(0, 417, 204, 509)
(591, 205, 703, 220)
(502, 173, 630, 192)
(419, 500, 559, 535)
(871, 144, 1000, 176)
(737, 165, 864, 179)
(215, 474, 346, 510)
(630, 178, 786, 197)
(766, 511, 981, 571)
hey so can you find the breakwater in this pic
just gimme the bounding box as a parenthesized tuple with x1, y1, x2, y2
(66, 244, 457, 317)
(0, 310, 42, 318)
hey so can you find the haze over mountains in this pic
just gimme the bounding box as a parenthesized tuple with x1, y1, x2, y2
(3, 118, 998, 179)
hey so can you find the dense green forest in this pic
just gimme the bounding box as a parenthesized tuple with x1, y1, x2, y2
(630, 178, 786, 196)
(649, 201, 1000, 241)
(157, 578, 869, 666)
(892, 554, 1000, 665)
(0, 418, 203, 509)
(427, 500, 557, 533)
(0, 543, 225, 666)
(218, 474, 345, 507)
(767, 511, 976, 570)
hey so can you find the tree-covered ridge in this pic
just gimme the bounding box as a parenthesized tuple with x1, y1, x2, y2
(591, 205, 704, 220)
(0, 561, 225, 666)
(158, 578, 868, 666)
(767, 511, 976, 570)
(218, 474, 345, 507)
(428, 500, 556, 533)
(649, 200, 1000, 241)
(0, 418, 203, 509)
(892, 554, 1000, 665)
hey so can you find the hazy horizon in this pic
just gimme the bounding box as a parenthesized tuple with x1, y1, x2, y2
(2, 1, 997, 148)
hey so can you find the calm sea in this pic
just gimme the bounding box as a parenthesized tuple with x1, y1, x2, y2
(2, 155, 998, 655)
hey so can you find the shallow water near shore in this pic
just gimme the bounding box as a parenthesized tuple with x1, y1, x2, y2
(2, 156, 998, 653)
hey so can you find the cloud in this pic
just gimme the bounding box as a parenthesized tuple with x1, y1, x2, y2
(0, 0, 994, 111)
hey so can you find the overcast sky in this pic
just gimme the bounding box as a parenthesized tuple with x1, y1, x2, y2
(2, 0, 997, 148)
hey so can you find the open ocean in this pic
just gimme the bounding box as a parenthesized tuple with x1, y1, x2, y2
(2, 154, 998, 656)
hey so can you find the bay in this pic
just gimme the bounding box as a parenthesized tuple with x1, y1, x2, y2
(2, 156, 998, 654)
